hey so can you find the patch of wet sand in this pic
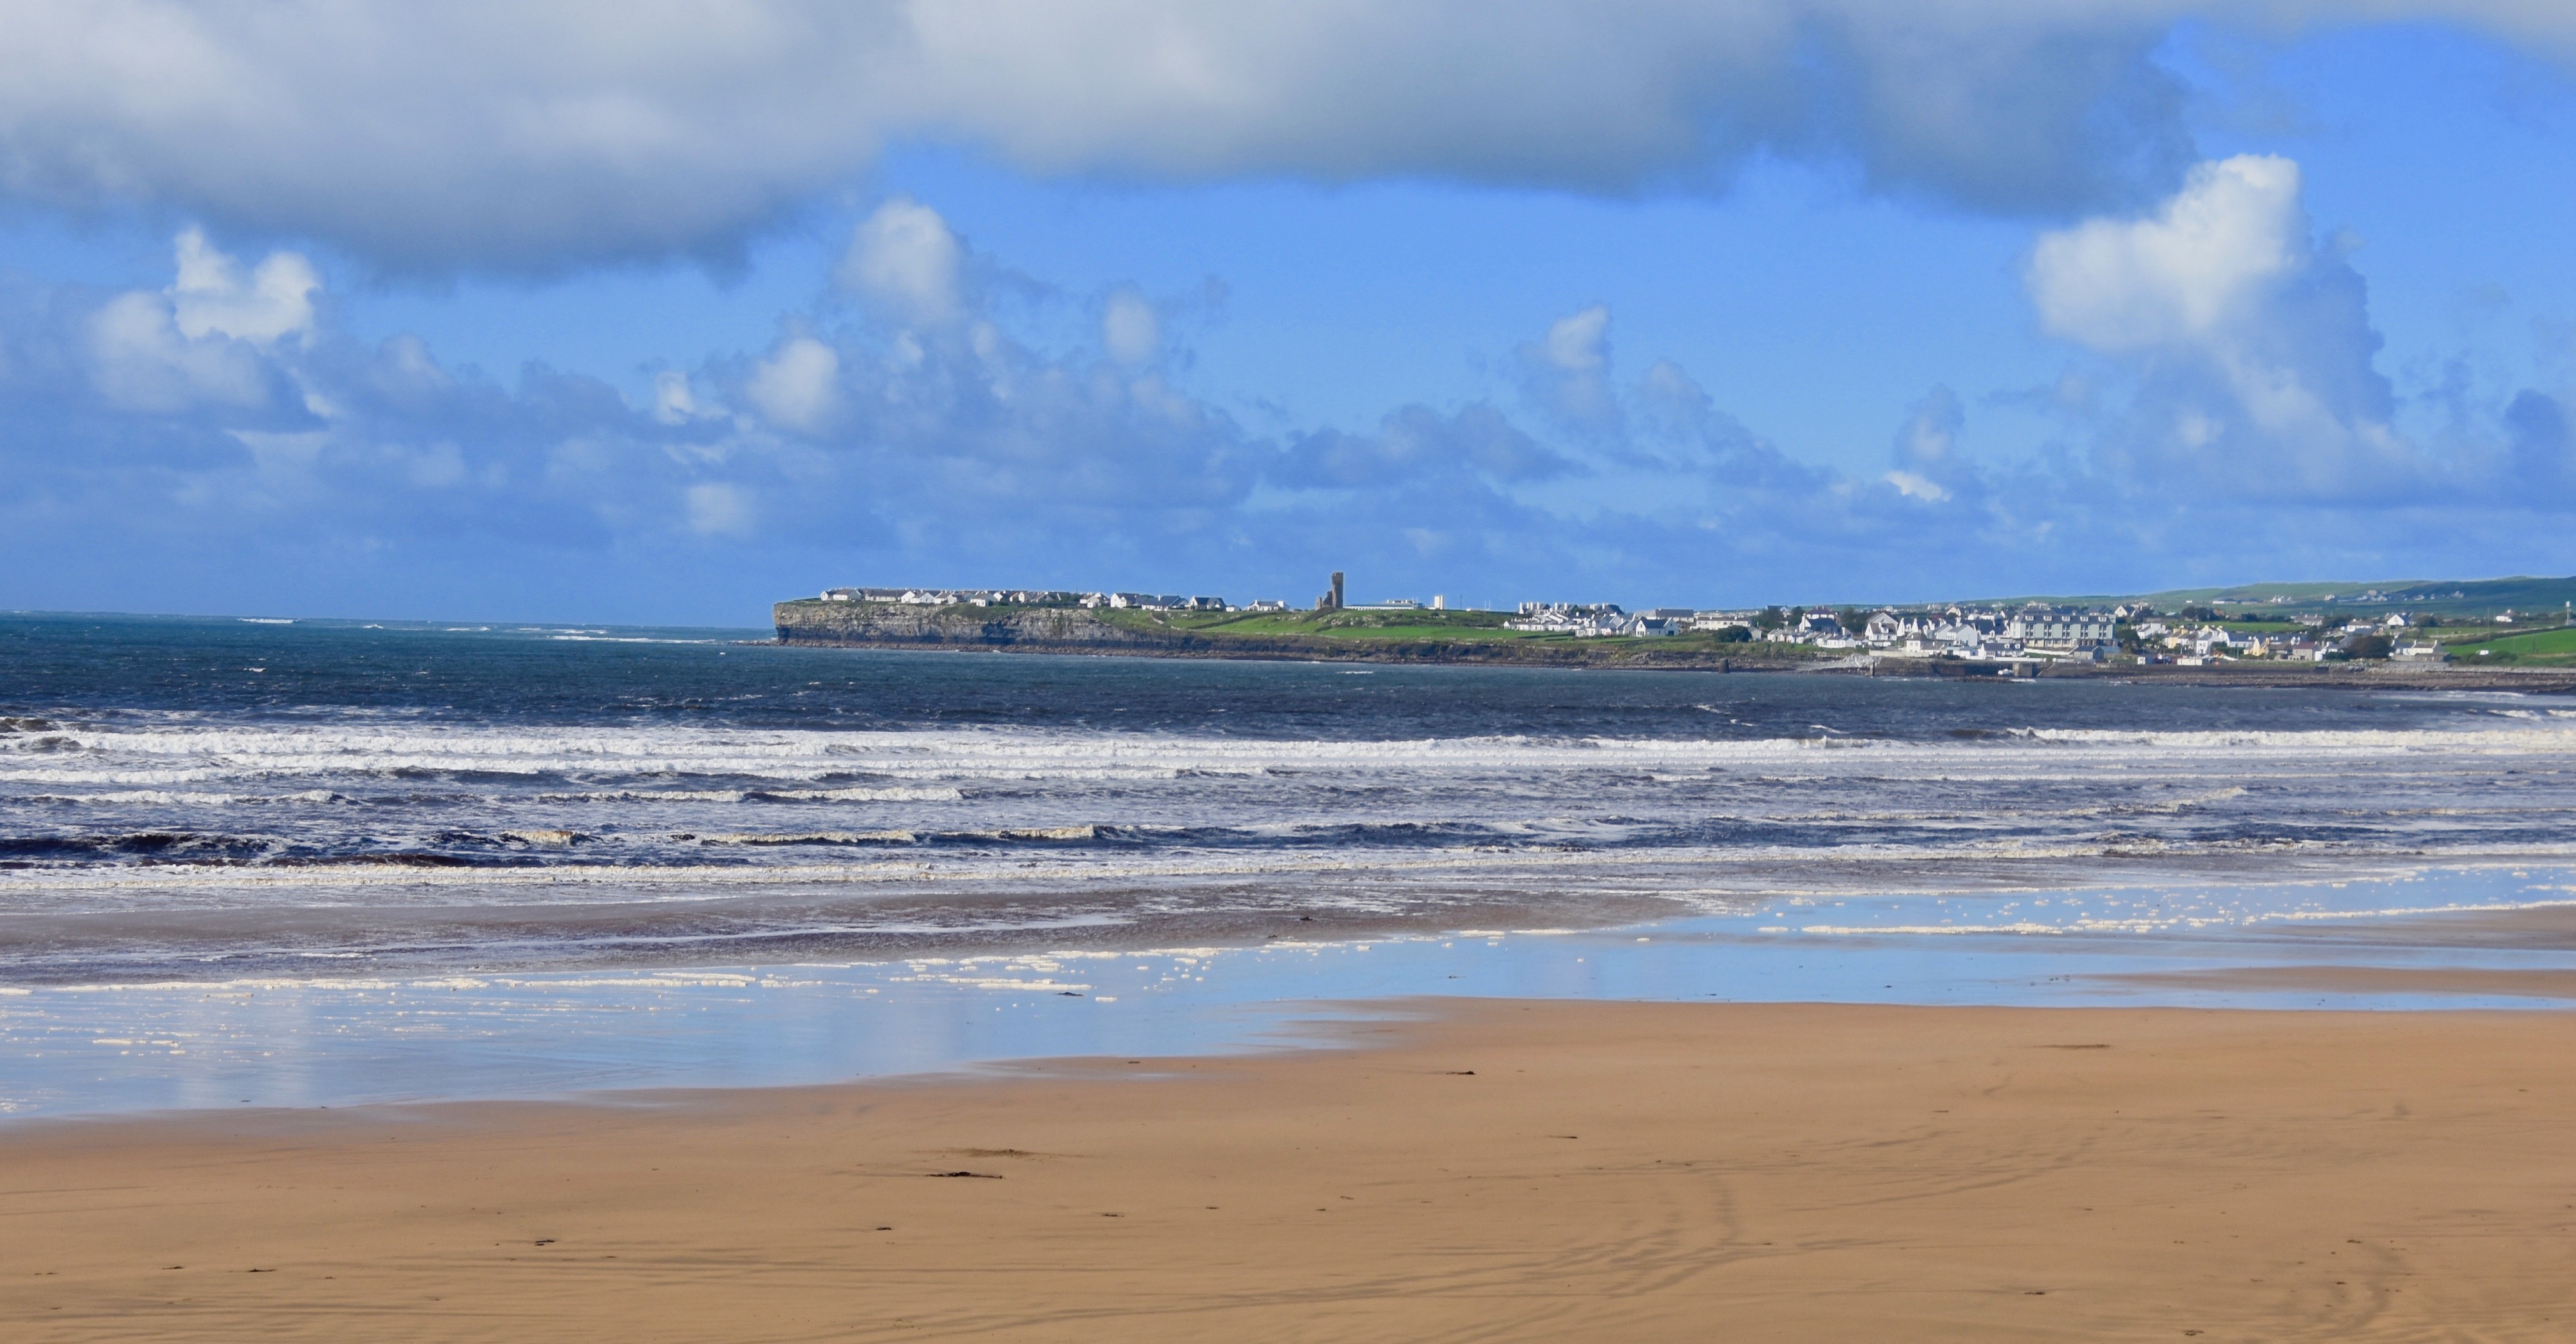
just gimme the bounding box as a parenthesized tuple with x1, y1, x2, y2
(2277, 899, 2576, 950)
(2100, 963, 2576, 999)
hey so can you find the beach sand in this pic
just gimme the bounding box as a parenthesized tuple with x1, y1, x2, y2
(7, 999, 2574, 1341)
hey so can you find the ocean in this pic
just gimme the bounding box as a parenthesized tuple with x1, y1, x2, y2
(6, 610, 2576, 1113)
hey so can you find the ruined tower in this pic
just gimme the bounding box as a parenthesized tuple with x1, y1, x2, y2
(1318, 571, 1345, 612)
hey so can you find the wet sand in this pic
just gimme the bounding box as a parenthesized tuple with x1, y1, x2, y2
(7, 999, 2575, 1341)
(2281, 900, 2576, 951)
(2101, 963, 2576, 999)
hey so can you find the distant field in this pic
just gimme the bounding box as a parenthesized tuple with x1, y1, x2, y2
(1989, 574, 2576, 620)
(2441, 625, 2576, 664)
(1116, 609, 1554, 640)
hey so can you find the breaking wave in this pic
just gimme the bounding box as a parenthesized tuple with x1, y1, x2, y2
(11, 620, 2576, 979)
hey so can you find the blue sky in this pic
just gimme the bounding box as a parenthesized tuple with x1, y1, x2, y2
(5, 5, 2576, 624)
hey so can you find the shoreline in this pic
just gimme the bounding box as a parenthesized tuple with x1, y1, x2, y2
(8, 997, 2574, 1340)
(14, 869, 2576, 1122)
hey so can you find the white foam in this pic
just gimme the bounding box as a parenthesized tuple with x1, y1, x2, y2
(531, 786, 963, 804)
(26, 789, 345, 806)
(12, 719, 2575, 797)
(547, 635, 723, 645)
(12, 714, 2576, 928)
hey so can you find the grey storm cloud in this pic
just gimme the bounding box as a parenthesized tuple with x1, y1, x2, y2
(12, 1, 2576, 272)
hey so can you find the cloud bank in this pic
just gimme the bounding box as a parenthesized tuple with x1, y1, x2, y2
(5, 162, 2573, 623)
(10, 1, 2576, 272)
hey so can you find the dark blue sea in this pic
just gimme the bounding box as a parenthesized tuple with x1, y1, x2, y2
(10, 610, 2576, 1115)
(5, 610, 2573, 987)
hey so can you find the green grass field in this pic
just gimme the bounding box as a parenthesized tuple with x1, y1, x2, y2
(1094, 605, 1831, 654)
(1105, 607, 1558, 640)
(788, 600, 1835, 656)
(1986, 574, 2576, 621)
(2439, 625, 2576, 664)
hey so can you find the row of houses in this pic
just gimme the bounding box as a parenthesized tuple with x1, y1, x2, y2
(820, 587, 1268, 612)
(1504, 603, 1696, 638)
(816, 574, 1447, 616)
(830, 582, 2120, 659)
(1504, 600, 2121, 656)
(2132, 612, 2444, 663)
(1504, 595, 2462, 662)
(816, 578, 2511, 665)
(1850, 608, 2117, 658)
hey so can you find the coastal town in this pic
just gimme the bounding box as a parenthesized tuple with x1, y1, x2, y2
(808, 572, 2576, 667)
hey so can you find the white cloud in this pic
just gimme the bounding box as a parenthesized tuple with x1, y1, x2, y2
(86, 290, 270, 412)
(835, 197, 962, 328)
(685, 481, 756, 537)
(746, 336, 840, 432)
(2025, 155, 2429, 501)
(653, 369, 701, 424)
(13, 183, 2576, 623)
(1517, 303, 1621, 435)
(79, 229, 325, 413)
(1879, 385, 1973, 504)
(369, 332, 455, 401)
(406, 441, 469, 488)
(1893, 384, 1962, 469)
(2027, 155, 2303, 352)
(1103, 288, 1160, 364)
(169, 228, 319, 345)
(25, 1, 2571, 271)
(1540, 305, 1609, 373)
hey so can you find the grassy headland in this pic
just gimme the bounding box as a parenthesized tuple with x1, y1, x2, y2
(775, 598, 1839, 667)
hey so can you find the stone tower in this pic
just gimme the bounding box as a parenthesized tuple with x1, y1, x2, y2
(1317, 571, 1345, 612)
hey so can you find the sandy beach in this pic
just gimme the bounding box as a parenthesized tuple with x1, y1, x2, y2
(7, 999, 2574, 1341)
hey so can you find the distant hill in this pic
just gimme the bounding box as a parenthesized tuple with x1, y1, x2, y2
(1977, 574, 2576, 618)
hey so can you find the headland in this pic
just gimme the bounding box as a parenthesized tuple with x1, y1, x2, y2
(774, 576, 2576, 688)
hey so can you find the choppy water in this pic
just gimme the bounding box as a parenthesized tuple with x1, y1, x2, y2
(6, 611, 2576, 984)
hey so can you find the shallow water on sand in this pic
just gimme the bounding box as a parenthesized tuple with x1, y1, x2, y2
(6, 865, 2572, 1119)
